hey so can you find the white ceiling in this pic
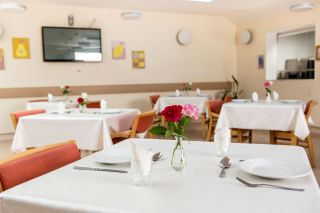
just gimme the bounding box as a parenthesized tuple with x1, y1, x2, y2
(14, 0, 320, 24)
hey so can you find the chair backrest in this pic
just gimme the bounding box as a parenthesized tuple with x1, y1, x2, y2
(0, 140, 80, 192)
(86, 101, 101, 108)
(223, 95, 233, 103)
(149, 95, 160, 108)
(304, 100, 318, 120)
(10, 109, 46, 130)
(130, 111, 156, 137)
(207, 100, 224, 115)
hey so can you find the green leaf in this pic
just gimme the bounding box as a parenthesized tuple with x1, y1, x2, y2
(232, 75, 239, 86)
(149, 126, 167, 136)
(167, 121, 175, 130)
(165, 129, 173, 137)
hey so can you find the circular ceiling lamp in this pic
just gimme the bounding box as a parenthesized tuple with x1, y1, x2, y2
(0, 2, 27, 12)
(121, 11, 142, 20)
(289, 2, 315, 12)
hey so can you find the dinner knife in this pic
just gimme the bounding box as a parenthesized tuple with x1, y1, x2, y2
(73, 166, 128, 173)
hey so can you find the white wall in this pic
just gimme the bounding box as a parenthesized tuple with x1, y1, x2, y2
(0, 3, 237, 134)
(237, 9, 320, 126)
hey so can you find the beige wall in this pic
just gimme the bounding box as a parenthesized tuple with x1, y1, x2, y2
(0, 3, 237, 87)
(237, 9, 320, 126)
(0, 3, 237, 134)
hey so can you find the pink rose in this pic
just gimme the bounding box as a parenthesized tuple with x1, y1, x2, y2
(183, 104, 199, 120)
(264, 82, 271, 87)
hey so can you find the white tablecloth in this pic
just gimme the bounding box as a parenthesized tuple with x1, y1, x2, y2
(216, 100, 310, 140)
(26, 101, 78, 111)
(11, 109, 140, 152)
(1, 139, 319, 213)
(154, 96, 209, 115)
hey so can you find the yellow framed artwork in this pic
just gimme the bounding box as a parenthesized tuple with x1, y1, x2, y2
(12, 37, 30, 59)
(0, 49, 4, 70)
(132, 51, 145, 69)
(112, 41, 126, 60)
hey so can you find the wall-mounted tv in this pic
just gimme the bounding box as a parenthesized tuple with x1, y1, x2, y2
(42, 26, 102, 62)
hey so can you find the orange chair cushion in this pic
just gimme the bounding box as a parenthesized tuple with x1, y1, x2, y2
(136, 115, 154, 133)
(14, 109, 46, 122)
(150, 95, 160, 104)
(209, 100, 224, 114)
(0, 143, 80, 191)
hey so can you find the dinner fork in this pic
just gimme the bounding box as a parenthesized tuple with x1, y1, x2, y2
(236, 177, 305, 192)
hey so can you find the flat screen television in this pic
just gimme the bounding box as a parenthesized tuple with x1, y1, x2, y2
(42, 27, 102, 62)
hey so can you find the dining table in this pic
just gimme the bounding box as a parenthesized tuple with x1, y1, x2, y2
(215, 99, 310, 142)
(26, 100, 78, 111)
(0, 138, 319, 213)
(11, 108, 140, 152)
(153, 96, 209, 116)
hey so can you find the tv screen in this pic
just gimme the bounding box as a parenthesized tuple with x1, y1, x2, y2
(42, 27, 102, 62)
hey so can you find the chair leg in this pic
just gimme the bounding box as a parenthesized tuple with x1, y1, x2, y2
(206, 119, 213, 141)
(201, 113, 206, 139)
(238, 129, 243, 143)
(248, 130, 253, 143)
(147, 132, 153, 139)
(290, 131, 298, 146)
(306, 135, 316, 168)
(269, 131, 276, 144)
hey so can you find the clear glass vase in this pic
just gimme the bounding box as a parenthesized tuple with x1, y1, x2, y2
(171, 137, 187, 171)
(80, 104, 87, 113)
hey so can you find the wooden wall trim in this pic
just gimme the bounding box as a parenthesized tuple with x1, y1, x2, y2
(0, 82, 231, 99)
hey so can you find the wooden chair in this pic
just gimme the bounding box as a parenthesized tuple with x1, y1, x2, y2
(205, 100, 223, 141)
(206, 100, 252, 143)
(270, 100, 318, 167)
(10, 109, 46, 130)
(223, 95, 233, 103)
(86, 101, 101, 108)
(0, 140, 80, 192)
(149, 95, 162, 125)
(111, 111, 156, 144)
(149, 95, 160, 109)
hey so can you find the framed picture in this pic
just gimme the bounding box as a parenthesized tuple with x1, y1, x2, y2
(316, 45, 320, 60)
(258, 55, 264, 69)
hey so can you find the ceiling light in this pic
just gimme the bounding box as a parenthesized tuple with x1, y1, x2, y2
(187, 0, 214, 3)
(0, 2, 27, 12)
(121, 11, 142, 20)
(289, 3, 315, 12)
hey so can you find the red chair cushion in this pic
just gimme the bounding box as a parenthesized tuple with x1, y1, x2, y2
(150, 95, 160, 104)
(14, 109, 46, 122)
(209, 100, 224, 114)
(87, 101, 101, 108)
(136, 115, 154, 133)
(0, 143, 80, 191)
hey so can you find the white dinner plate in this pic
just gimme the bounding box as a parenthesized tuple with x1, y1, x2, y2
(282, 100, 300, 104)
(239, 158, 311, 179)
(232, 99, 248, 103)
(93, 149, 131, 164)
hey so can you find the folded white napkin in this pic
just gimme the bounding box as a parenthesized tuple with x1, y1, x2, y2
(57, 102, 66, 114)
(100, 99, 107, 113)
(175, 89, 180, 97)
(214, 127, 231, 156)
(47, 93, 54, 102)
(131, 142, 153, 177)
(81, 92, 88, 99)
(273, 91, 279, 100)
(252, 92, 259, 102)
(196, 88, 201, 96)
